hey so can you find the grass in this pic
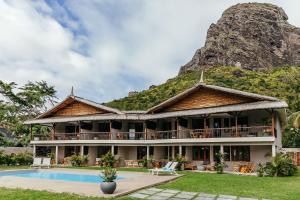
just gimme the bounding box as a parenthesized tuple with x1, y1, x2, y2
(158, 171, 300, 200)
(1, 166, 300, 199)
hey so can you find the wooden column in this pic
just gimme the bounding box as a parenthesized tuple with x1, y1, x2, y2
(144, 121, 147, 140)
(271, 110, 275, 137)
(109, 121, 112, 140)
(80, 145, 84, 156)
(176, 118, 179, 139)
(235, 112, 238, 136)
(52, 123, 56, 140)
(146, 146, 150, 160)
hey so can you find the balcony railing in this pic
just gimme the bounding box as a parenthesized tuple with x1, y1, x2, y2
(31, 126, 273, 141)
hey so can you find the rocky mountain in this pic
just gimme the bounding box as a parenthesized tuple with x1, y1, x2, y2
(179, 3, 300, 74)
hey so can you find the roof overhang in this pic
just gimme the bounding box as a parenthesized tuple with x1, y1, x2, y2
(24, 100, 288, 124)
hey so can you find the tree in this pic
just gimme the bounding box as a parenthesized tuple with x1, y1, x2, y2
(0, 80, 57, 146)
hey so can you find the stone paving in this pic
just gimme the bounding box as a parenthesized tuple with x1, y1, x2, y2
(129, 187, 267, 200)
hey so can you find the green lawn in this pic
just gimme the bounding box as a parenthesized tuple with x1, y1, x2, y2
(0, 167, 300, 200)
(159, 171, 300, 200)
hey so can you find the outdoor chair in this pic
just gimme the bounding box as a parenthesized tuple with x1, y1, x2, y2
(30, 157, 42, 168)
(41, 158, 51, 168)
(232, 162, 240, 173)
(149, 161, 172, 175)
(151, 162, 178, 175)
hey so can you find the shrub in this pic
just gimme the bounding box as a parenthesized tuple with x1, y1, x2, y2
(215, 152, 228, 174)
(257, 163, 265, 177)
(173, 154, 186, 171)
(258, 153, 297, 177)
(139, 156, 154, 168)
(265, 153, 297, 177)
(70, 155, 89, 167)
(101, 152, 116, 167)
(100, 167, 117, 182)
(14, 152, 33, 165)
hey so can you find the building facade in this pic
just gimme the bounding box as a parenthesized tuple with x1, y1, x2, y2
(25, 83, 288, 170)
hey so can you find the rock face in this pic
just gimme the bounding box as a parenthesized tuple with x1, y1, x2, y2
(179, 3, 300, 74)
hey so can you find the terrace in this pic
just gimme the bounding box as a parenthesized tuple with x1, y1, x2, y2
(32, 126, 273, 141)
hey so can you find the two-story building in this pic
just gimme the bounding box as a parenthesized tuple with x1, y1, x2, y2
(25, 82, 288, 170)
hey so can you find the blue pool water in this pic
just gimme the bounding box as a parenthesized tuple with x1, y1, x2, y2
(0, 170, 122, 183)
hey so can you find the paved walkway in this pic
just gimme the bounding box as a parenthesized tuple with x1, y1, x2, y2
(129, 187, 268, 200)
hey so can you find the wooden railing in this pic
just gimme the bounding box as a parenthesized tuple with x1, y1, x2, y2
(32, 126, 273, 141)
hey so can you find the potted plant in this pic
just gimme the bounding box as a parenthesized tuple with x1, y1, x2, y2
(100, 167, 117, 194)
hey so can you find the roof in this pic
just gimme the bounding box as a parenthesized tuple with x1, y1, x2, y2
(147, 83, 280, 113)
(36, 95, 123, 119)
(24, 83, 288, 125)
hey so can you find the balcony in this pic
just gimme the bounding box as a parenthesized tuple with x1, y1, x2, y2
(31, 126, 273, 141)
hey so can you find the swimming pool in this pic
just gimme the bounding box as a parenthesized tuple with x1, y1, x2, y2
(0, 170, 122, 183)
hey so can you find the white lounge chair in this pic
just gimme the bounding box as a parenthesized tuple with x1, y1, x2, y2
(30, 157, 42, 168)
(149, 161, 173, 175)
(41, 158, 51, 168)
(152, 162, 178, 175)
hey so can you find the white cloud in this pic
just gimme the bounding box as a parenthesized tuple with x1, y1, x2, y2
(0, 0, 299, 104)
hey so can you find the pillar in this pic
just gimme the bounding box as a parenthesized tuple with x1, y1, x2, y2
(172, 146, 175, 159)
(179, 145, 182, 156)
(33, 145, 36, 158)
(111, 145, 115, 155)
(220, 144, 224, 154)
(55, 145, 58, 165)
(220, 144, 224, 162)
(146, 146, 150, 160)
(80, 145, 84, 156)
(209, 146, 214, 164)
(272, 143, 276, 157)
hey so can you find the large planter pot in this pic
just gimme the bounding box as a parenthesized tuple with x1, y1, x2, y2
(100, 181, 116, 194)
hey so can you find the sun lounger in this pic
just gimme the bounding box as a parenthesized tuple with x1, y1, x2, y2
(149, 161, 173, 175)
(30, 157, 42, 168)
(152, 162, 178, 175)
(41, 158, 51, 168)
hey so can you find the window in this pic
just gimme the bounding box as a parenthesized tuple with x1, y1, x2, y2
(137, 146, 153, 159)
(192, 146, 210, 161)
(83, 146, 89, 155)
(213, 146, 230, 162)
(231, 146, 250, 161)
(114, 146, 118, 155)
(97, 146, 110, 157)
(64, 146, 80, 157)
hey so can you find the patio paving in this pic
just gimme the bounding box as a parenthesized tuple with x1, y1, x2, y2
(129, 187, 262, 200)
(0, 168, 180, 197)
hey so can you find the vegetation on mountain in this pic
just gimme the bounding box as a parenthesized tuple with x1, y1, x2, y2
(106, 66, 300, 112)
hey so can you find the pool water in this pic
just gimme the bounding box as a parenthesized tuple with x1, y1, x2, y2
(0, 170, 122, 183)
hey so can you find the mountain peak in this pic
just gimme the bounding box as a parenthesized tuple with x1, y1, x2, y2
(179, 3, 300, 74)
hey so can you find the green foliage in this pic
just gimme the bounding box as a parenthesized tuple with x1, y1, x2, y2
(215, 152, 228, 174)
(101, 152, 116, 167)
(282, 128, 300, 148)
(257, 163, 265, 177)
(105, 66, 300, 112)
(0, 151, 33, 166)
(262, 153, 297, 177)
(173, 154, 186, 171)
(0, 80, 57, 146)
(139, 156, 154, 168)
(100, 167, 117, 182)
(70, 155, 89, 167)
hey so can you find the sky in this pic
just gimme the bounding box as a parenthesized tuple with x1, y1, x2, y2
(0, 0, 299, 103)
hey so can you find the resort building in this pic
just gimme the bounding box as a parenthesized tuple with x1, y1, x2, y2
(25, 82, 288, 170)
